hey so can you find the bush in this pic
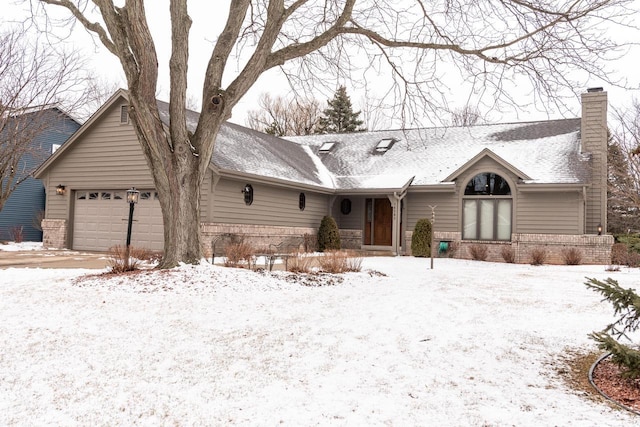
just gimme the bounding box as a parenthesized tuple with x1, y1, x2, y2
(318, 250, 362, 273)
(411, 218, 432, 257)
(501, 246, 515, 263)
(469, 244, 488, 261)
(303, 233, 317, 253)
(530, 247, 547, 266)
(445, 241, 459, 258)
(317, 216, 341, 252)
(9, 226, 24, 243)
(224, 238, 255, 268)
(611, 243, 629, 265)
(561, 247, 583, 265)
(107, 245, 150, 273)
(287, 251, 314, 273)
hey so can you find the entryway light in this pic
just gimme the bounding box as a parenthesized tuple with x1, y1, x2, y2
(597, 223, 603, 235)
(56, 184, 66, 196)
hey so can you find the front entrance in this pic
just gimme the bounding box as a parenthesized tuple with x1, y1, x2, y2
(364, 198, 393, 246)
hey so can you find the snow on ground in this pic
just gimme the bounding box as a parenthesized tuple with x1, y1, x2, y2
(0, 242, 44, 251)
(1, 257, 638, 425)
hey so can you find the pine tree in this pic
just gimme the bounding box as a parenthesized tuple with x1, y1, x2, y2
(586, 277, 640, 378)
(411, 218, 432, 257)
(316, 86, 365, 134)
(317, 216, 341, 252)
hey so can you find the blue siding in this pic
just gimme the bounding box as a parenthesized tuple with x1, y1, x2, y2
(0, 109, 80, 241)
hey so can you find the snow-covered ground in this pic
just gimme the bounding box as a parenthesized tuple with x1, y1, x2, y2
(1, 249, 638, 425)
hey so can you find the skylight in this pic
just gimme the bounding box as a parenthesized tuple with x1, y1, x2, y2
(319, 141, 336, 153)
(376, 138, 396, 152)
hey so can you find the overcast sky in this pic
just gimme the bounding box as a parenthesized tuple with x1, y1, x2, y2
(5, 1, 640, 128)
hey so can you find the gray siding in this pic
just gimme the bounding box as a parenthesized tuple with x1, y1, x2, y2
(42, 101, 154, 220)
(581, 91, 608, 234)
(334, 196, 363, 229)
(516, 192, 582, 234)
(211, 177, 329, 227)
(406, 192, 458, 232)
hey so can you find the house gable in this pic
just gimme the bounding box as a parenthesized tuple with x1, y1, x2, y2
(444, 148, 531, 184)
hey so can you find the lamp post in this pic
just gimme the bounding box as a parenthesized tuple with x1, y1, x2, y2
(125, 187, 140, 268)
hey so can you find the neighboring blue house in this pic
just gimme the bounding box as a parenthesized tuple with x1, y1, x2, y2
(0, 107, 80, 241)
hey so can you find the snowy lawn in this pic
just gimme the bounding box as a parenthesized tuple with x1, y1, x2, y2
(1, 257, 638, 425)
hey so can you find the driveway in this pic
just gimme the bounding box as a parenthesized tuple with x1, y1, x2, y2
(0, 249, 110, 269)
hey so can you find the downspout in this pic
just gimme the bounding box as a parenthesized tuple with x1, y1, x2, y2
(582, 186, 588, 234)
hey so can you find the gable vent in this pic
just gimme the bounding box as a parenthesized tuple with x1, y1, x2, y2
(375, 137, 397, 153)
(319, 141, 337, 153)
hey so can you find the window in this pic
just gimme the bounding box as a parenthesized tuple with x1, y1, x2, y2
(140, 192, 151, 200)
(462, 173, 512, 241)
(375, 138, 397, 153)
(242, 184, 253, 205)
(298, 192, 306, 211)
(101, 192, 111, 200)
(319, 142, 336, 153)
(88, 192, 99, 200)
(120, 105, 129, 124)
(340, 198, 352, 215)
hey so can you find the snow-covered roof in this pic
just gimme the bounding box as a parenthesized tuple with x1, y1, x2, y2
(157, 99, 587, 191)
(156, 101, 332, 188)
(287, 118, 587, 187)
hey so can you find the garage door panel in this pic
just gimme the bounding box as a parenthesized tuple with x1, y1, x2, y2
(73, 190, 164, 251)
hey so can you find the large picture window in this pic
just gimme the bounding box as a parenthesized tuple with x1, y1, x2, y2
(462, 173, 512, 241)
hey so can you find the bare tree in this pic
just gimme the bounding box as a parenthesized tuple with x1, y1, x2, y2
(246, 93, 321, 136)
(0, 27, 99, 213)
(450, 105, 481, 127)
(608, 100, 640, 234)
(28, 0, 634, 268)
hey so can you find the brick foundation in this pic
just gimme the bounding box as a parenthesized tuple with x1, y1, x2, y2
(405, 231, 613, 265)
(41, 219, 67, 249)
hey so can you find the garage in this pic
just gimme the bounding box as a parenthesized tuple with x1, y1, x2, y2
(72, 190, 164, 251)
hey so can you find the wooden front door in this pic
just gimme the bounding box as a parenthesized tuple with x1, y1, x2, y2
(364, 198, 393, 246)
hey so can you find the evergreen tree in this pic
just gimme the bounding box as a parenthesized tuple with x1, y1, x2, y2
(411, 218, 433, 257)
(586, 277, 640, 378)
(317, 216, 341, 252)
(316, 86, 365, 134)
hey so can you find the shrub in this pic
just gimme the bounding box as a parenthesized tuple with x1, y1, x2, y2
(411, 218, 432, 257)
(501, 246, 516, 263)
(628, 252, 640, 268)
(611, 243, 629, 265)
(9, 226, 24, 243)
(530, 247, 547, 266)
(317, 216, 341, 252)
(561, 247, 583, 265)
(469, 244, 488, 261)
(445, 241, 459, 258)
(287, 251, 314, 273)
(303, 233, 317, 253)
(318, 250, 363, 273)
(107, 245, 149, 273)
(224, 238, 255, 268)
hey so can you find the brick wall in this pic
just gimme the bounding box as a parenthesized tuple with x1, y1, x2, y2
(405, 230, 613, 265)
(41, 219, 67, 249)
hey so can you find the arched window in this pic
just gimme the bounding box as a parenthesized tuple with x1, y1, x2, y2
(462, 173, 512, 241)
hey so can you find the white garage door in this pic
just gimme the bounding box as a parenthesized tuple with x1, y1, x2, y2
(73, 190, 164, 251)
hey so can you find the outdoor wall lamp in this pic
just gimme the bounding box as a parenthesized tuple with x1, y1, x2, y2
(56, 184, 65, 196)
(597, 223, 603, 235)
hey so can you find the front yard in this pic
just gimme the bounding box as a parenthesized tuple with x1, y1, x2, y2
(0, 256, 636, 425)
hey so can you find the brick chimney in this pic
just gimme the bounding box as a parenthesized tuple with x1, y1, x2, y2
(581, 87, 608, 234)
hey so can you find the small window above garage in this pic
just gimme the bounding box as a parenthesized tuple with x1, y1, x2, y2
(375, 138, 397, 153)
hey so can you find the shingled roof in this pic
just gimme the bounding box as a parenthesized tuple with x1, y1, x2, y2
(157, 99, 588, 191)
